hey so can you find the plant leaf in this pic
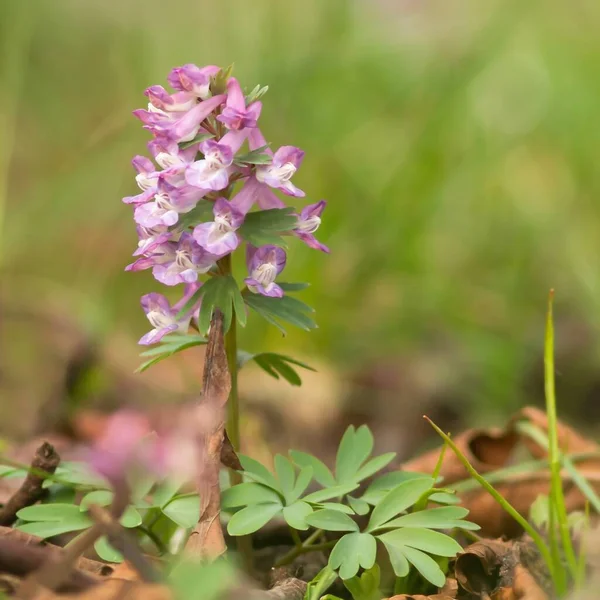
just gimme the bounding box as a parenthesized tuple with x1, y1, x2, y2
(377, 528, 462, 557)
(227, 503, 282, 536)
(367, 478, 434, 532)
(274, 454, 296, 504)
(244, 293, 316, 333)
(239, 455, 281, 492)
(347, 496, 371, 516)
(381, 542, 410, 578)
(429, 491, 460, 505)
(120, 506, 143, 529)
(354, 453, 396, 483)
(305, 509, 359, 532)
(382, 506, 476, 530)
(282, 501, 313, 531)
(290, 450, 335, 487)
(400, 546, 446, 588)
(17, 503, 82, 522)
(318, 502, 355, 515)
(303, 483, 359, 503)
(335, 426, 374, 484)
(221, 482, 282, 509)
(278, 282, 310, 292)
(162, 494, 201, 529)
(179, 132, 215, 150)
(80, 490, 113, 511)
(17, 518, 92, 539)
(94, 536, 124, 563)
(152, 479, 184, 507)
(329, 533, 377, 580)
(288, 466, 313, 504)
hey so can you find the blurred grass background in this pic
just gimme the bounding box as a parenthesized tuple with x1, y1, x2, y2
(2, 0, 600, 445)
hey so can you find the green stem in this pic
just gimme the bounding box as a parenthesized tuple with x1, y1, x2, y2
(544, 290, 579, 584)
(216, 252, 253, 568)
(274, 529, 331, 567)
(138, 525, 169, 556)
(424, 416, 564, 596)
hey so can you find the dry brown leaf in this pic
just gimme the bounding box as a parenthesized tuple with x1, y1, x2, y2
(32, 579, 172, 600)
(386, 594, 455, 600)
(184, 310, 230, 559)
(402, 406, 600, 537)
(491, 565, 549, 600)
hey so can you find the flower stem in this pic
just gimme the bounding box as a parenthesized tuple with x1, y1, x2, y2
(274, 529, 333, 567)
(216, 252, 253, 568)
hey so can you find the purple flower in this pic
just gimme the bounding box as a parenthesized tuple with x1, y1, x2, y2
(168, 64, 220, 99)
(152, 233, 217, 286)
(148, 138, 196, 185)
(123, 156, 159, 205)
(244, 245, 286, 298)
(133, 224, 173, 257)
(217, 77, 262, 131)
(134, 94, 225, 143)
(139, 285, 200, 345)
(294, 201, 329, 253)
(193, 197, 244, 256)
(185, 130, 248, 191)
(145, 85, 197, 113)
(249, 128, 305, 197)
(134, 180, 204, 228)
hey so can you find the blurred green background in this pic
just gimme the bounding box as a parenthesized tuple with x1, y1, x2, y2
(2, 0, 600, 448)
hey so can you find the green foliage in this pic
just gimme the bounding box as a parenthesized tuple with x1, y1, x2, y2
(244, 292, 316, 334)
(238, 207, 297, 247)
(224, 425, 474, 588)
(178, 132, 215, 150)
(238, 350, 315, 386)
(185, 275, 247, 334)
(168, 559, 236, 600)
(233, 145, 273, 166)
(245, 84, 269, 105)
(137, 334, 207, 372)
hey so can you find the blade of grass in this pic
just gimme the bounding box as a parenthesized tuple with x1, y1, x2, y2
(424, 416, 566, 596)
(545, 290, 579, 582)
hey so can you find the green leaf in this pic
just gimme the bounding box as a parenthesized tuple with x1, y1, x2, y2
(244, 293, 316, 333)
(80, 490, 113, 511)
(381, 542, 409, 578)
(382, 506, 477, 530)
(227, 503, 282, 536)
(17, 503, 82, 522)
(53, 462, 108, 488)
(329, 533, 377, 580)
(377, 528, 462, 557)
(252, 353, 316, 386)
(303, 483, 359, 503)
(343, 565, 381, 600)
(17, 518, 92, 539)
(347, 496, 371, 516)
(162, 494, 200, 529)
(94, 536, 124, 563)
(152, 479, 184, 507)
(130, 470, 158, 503)
(197, 275, 246, 333)
(304, 566, 338, 600)
(274, 454, 296, 503)
(282, 501, 313, 530)
(245, 84, 269, 105)
(278, 282, 310, 292)
(318, 502, 355, 515)
(429, 492, 460, 505)
(367, 478, 434, 532)
(354, 453, 396, 483)
(174, 200, 215, 231)
(335, 426, 374, 484)
(139, 335, 207, 358)
(239, 455, 281, 492)
(210, 64, 233, 95)
(400, 546, 446, 588)
(233, 145, 273, 165)
(169, 560, 235, 600)
(361, 472, 432, 505)
(179, 132, 215, 150)
(305, 509, 359, 532)
(221, 482, 282, 509)
(288, 466, 313, 504)
(238, 207, 296, 247)
(290, 451, 335, 487)
(120, 506, 143, 528)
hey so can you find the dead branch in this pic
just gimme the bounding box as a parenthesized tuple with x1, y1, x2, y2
(0, 442, 60, 526)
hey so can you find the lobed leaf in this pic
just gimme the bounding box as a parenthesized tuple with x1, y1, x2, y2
(305, 509, 359, 532)
(227, 503, 282, 536)
(221, 482, 282, 509)
(282, 501, 313, 531)
(290, 451, 335, 487)
(329, 533, 377, 580)
(161, 494, 201, 529)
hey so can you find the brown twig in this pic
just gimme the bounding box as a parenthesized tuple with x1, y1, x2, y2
(16, 482, 130, 598)
(0, 528, 105, 593)
(0, 442, 60, 526)
(87, 504, 160, 583)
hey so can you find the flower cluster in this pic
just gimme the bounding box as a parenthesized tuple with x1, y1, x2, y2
(123, 65, 328, 345)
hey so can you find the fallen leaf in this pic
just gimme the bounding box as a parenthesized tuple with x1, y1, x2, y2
(32, 579, 172, 600)
(404, 406, 600, 537)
